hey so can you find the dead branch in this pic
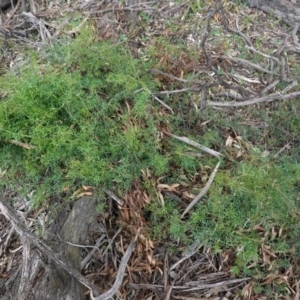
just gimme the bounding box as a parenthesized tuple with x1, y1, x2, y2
(3, 0, 21, 26)
(181, 161, 221, 218)
(163, 131, 222, 159)
(90, 239, 136, 300)
(207, 90, 300, 107)
(217, 55, 276, 75)
(152, 95, 174, 113)
(129, 276, 250, 291)
(103, 188, 124, 206)
(80, 235, 106, 271)
(291, 25, 300, 48)
(149, 69, 205, 85)
(261, 80, 280, 94)
(162, 131, 221, 218)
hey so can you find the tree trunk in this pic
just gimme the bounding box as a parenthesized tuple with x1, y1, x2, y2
(0, 196, 98, 300)
(34, 196, 98, 300)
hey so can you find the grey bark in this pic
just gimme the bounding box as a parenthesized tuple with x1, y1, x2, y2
(34, 196, 98, 300)
(0, 196, 99, 300)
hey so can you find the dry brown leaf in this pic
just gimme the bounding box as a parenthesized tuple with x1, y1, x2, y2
(182, 191, 196, 199)
(76, 191, 93, 198)
(225, 135, 234, 147)
(236, 149, 244, 158)
(247, 261, 258, 268)
(156, 266, 163, 276)
(72, 188, 82, 197)
(62, 185, 70, 192)
(157, 183, 180, 191)
(147, 254, 156, 266)
(201, 174, 208, 182)
(289, 246, 296, 254)
(82, 185, 95, 191)
(262, 273, 276, 285)
(148, 239, 154, 249)
(158, 192, 165, 207)
(242, 282, 253, 299)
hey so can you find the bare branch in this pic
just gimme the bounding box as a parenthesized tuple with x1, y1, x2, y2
(207, 91, 300, 107)
(90, 239, 136, 300)
(217, 55, 276, 75)
(181, 161, 220, 218)
(163, 131, 222, 159)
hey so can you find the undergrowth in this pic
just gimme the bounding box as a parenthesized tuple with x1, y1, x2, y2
(0, 29, 168, 205)
(1, 26, 300, 294)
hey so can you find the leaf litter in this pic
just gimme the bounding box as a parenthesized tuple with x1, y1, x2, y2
(1, 0, 300, 299)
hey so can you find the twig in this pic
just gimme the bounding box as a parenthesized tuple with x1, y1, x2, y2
(230, 17, 280, 66)
(269, 59, 274, 83)
(282, 80, 298, 93)
(154, 87, 202, 96)
(9, 140, 35, 150)
(4, 0, 22, 26)
(162, 0, 192, 14)
(245, 45, 281, 64)
(183, 277, 251, 291)
(276, 34, 288, 57)
(291, 25, 300, 49)
(4, 226, 15, 252)
(103, 188, 124, 206)
(129, 283, 186, 290)
(102, 226, 124, 256)
(129, 276, 250, 291)
(152, 95, 174, 113)
(163, 131, 222, 159)
(181, 161, 220, 218)
(261, 80, 280, 95)
(162, 131, 221, 217)
(234, 18, 253, 47)
(273, 142, 291, 158)
(230, 73, 261, 84)
(79, 0, 105, 9)
(213, 91, 244, 101)
(88, 4, 158, 15)
(170, 243, 204, 271)
(207, 90, 300, 107)
(80, 235, 106, 271)
(217, 55, 276, 75)
(280, 56, 287, 81)
(90, 239, 136, 300)
(149, 69, 205, 85)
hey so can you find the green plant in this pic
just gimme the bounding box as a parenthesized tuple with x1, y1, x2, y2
(0, 29, 167, 205)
